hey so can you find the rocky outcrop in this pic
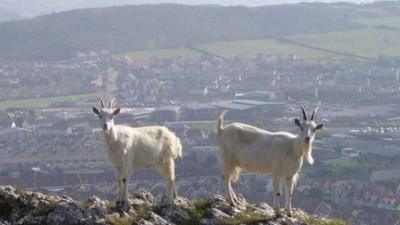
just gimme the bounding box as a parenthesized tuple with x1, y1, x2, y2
(0, 186, 344, 225)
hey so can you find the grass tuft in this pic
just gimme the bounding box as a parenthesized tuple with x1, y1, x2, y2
(31, 201, 58, 216)
(107, 216, 135, 225)
(221, 211, 268, 225)
(301, 216, 347, 225)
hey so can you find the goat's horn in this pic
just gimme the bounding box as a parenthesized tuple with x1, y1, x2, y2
(311, 107, 319, 121)
(300, 106, 307, 120)
(99, 97, 105, 108)
(109, 97, 115, 109)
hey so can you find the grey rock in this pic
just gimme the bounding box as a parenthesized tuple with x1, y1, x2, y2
(137, 219, 153, 225)
(211, 208, 230, 220)
(46, 201, 84, 225)
(161, 204, 191, 223)
(0, 185, 339, 225)
(148, 212, 171, 225)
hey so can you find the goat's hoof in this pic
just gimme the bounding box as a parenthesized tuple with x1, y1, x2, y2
(116, 201, 130, 211)
(227, 196, 237, 205)
(166, 199, 174, 206)
(285, 209, 293, 217)
(160, 196, 173, 206)
(274, 211, 282, 218)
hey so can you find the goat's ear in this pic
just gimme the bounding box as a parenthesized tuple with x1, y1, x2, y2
(113, 107, 121, 116)
(315, 123, 324, 130)
(92, 107, 100, 115)
(294, 118, 302, 128)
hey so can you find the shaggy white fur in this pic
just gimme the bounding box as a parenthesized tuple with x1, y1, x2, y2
(93, 98, 182, 207)
(216, 107, 323, 217)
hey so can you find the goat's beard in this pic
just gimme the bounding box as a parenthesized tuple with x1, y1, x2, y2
(103, 126, 117, 141)
(303, 144, 314, 165)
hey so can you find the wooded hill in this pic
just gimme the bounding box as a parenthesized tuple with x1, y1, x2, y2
(0, 2, 398, 60)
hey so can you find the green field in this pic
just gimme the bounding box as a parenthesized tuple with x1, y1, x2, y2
(289, 28, 400, 59)
(354, 16, 400, 29)
(0, 92, 100, 110)
(114, 26, 400, 63)
(196, 38, 331, 60)
(114, 48, 202, 62)
(324, 158, 360, 168)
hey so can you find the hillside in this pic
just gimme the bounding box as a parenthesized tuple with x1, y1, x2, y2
(0, 2, 388, 61)
(0, 186, 344, 225)
(0, 0, 382, 18)
(0, 8, 20, 22)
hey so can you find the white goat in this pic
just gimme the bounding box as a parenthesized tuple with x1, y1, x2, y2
(92, 98, 182, 208)
(216, 107, 323, 217)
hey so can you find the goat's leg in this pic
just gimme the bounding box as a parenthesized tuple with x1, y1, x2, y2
(230, 181, 238, 202)
(169, 160, 178, 199)
(228, 179, 238, 203)
(114, 168, 123, 206)
(273, 176, 281, 216)
(223, 169, 237, 206)
(167, 159, 177, 203)
(157, 159, 176, 205)
(224, 178, 235, 205)
(285, 176, 294, 217)
(121, 163, 133, 209)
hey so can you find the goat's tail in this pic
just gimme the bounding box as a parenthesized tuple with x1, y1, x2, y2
(174, 136, 183, 159)
(217, 110, 228, 135)
(231, 167, 242, 183)
(293, 173, 299, 186)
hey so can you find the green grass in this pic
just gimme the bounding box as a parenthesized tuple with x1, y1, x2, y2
(301, 217, 347, 225)
(324, 158, 360, 168)
(113, 48, 201, 62)
(31, 201, 58, 216)
(114, 26, 400, 63)
(106, 215, 135, 225)
(289, 28, 400, 59)
(197, 38, 330, 60)
(114, 38, 332, 63)
(323, 158, 376, 171)
(134, 207, 152, 221)
(0, 92, 100, 110)
(221, 212, 268, 225)
(155, 199, 212, 225)
(191, 199, 212, 221)
(354, 17, 400, 29)
(330, 5, 387, 15)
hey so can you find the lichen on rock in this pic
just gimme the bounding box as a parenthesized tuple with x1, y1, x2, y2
(0, 186, 345, 225)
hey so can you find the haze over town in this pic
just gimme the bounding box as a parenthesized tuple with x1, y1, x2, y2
(0, 1, 399, 225)
(0, 0, 381, 18)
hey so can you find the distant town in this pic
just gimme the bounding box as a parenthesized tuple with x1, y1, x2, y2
(0, 51, 399, 225)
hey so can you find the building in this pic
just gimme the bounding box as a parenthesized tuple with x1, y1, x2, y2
(182, 103, 218, 120)
(150, 106, 180, 123)
(0, 122, 32, 142)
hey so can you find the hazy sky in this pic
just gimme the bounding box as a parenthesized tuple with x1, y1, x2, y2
(0, 0, 381, 17)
